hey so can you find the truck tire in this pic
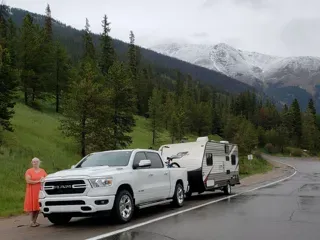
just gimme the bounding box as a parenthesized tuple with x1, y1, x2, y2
(113, 189, 134, 224)
(47, 214, 72, 225)
(171, 183, 184, 207)
(223, 182, 232, 195)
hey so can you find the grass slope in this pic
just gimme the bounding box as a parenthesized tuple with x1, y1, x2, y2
(0, 103, 270, 217)
(239, 156, 273, 178)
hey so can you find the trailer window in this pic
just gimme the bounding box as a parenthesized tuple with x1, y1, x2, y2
(231, 155, 236, 165)
(206, 153, 213, 166)
(225, 145, 229, 154)
(226, 156, 230, 161)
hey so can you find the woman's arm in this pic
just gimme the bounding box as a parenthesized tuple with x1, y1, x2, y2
(25, 174, 40, 184)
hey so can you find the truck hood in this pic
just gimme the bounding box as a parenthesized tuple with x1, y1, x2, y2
(46, 166, 127, 179)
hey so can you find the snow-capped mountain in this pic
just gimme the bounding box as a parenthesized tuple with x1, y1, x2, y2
(151, 42, 320, 111)
(151, 43, 320, 94)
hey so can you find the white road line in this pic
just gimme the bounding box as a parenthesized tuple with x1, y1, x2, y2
(87, 161, 297, 240)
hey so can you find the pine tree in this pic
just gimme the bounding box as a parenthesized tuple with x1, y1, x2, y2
(7, 18, 17, 67)
(0, 3, 9, 47)
(107, 60, 136, 149)
(44, 4, 53, 42)
(83, 19, 95, 62)
(41, 4, 56, 95)
(163, 91, 176, 130)
(301, 108, 320, 153)
(60, 61, 110, 157)
(99, 15, 115, 75)
(19, 14, 43, 105)
(307, 98, 316, 123)
(0, 45, 18, 133)
(290, 99, 302, 146)
(128, 31, 137, 81)
(168, 111, 180, 143)
(54, 42, 71, 113)
(148, 88, 163, 145)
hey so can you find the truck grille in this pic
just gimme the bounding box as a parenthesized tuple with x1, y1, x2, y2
(44, 180, 86, 195)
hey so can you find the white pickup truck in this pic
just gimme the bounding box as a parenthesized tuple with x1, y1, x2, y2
(39, 149, 188, 225)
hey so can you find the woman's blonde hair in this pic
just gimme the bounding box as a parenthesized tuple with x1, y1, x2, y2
(31, 157, 41, 164)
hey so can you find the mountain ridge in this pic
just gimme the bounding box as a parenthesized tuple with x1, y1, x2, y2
(151, 42, 320, 111)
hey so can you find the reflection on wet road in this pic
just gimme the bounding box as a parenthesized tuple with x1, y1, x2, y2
(94, 156, 320, 240)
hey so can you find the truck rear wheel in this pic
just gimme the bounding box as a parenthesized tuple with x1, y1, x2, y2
(171, 183, 184, 207)
(113, 189, 134, 223)
(47, 214, 72, 225)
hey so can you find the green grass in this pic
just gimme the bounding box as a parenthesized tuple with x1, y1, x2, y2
(239, 156, 273, 179)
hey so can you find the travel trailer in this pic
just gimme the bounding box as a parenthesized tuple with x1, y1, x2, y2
(159, 137, 240, 197)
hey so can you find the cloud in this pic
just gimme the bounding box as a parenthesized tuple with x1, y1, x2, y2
(6, 0, 320, 57)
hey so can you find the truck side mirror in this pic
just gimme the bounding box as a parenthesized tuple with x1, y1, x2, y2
(133, 159, 151, 169)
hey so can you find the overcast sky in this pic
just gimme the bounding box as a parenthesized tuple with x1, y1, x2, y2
(6, 0, 320, 57)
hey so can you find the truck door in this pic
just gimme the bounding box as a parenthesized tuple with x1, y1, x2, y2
(145, 152, 171, 200)
(132, 152, 154, 204)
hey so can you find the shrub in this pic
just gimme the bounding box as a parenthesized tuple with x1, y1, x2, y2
(253, 150, 262, 159)
(291, 148, 302, 157)
(264, 143, 274, 153)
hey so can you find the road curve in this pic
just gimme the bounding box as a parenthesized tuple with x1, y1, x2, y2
(3, 156, 318, 240)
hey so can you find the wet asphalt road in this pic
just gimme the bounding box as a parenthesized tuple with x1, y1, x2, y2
(3, 156, 319, 240)
(90, 156, 320, 240)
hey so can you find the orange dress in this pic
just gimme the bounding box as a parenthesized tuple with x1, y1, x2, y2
(24, 168, 47, 212)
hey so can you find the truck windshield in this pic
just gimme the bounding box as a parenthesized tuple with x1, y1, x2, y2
(76, 151, 132, 168)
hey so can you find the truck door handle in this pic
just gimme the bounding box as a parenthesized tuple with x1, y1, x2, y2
(164, 172, 168, 175)
(148, 173, 153, 177)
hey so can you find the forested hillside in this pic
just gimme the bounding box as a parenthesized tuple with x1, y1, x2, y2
(9, 7, 254, 94)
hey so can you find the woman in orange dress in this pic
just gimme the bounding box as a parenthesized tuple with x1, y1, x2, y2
(24, 157, 47, 227)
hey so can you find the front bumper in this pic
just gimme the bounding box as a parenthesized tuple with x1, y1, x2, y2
(39, 195, 115, 215)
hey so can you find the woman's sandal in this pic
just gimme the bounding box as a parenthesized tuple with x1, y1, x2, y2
(30, 222, 40, 227)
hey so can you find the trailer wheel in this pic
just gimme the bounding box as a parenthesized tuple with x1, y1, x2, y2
(171, 183, 184, 207)
(223, 183, 232, 195)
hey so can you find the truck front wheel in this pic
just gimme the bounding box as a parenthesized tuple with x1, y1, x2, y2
(113, 189, 134, 223)
(171, 183, 184, 207)
(47, 214, 72, 225)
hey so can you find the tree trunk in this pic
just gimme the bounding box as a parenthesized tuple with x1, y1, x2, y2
(24, 87, 28, 105)
(81, 115, 86, 157)
(56, 58, 60, 113)
(113, 110, 118, 149)
(55, 84, 59, 113)
(32, 88, 35, 102)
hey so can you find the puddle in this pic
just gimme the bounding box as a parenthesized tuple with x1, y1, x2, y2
(299, 184, 320, 192)
(298, 196, 320, 211)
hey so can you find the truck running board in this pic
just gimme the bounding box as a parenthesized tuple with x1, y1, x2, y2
(137, 199, 173, 209)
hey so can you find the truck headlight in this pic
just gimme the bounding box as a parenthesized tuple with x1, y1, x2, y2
(89, 178, 113, 188)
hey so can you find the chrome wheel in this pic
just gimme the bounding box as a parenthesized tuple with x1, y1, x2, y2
(177, 186, 184, 204)
(119, 194, 132, 220)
